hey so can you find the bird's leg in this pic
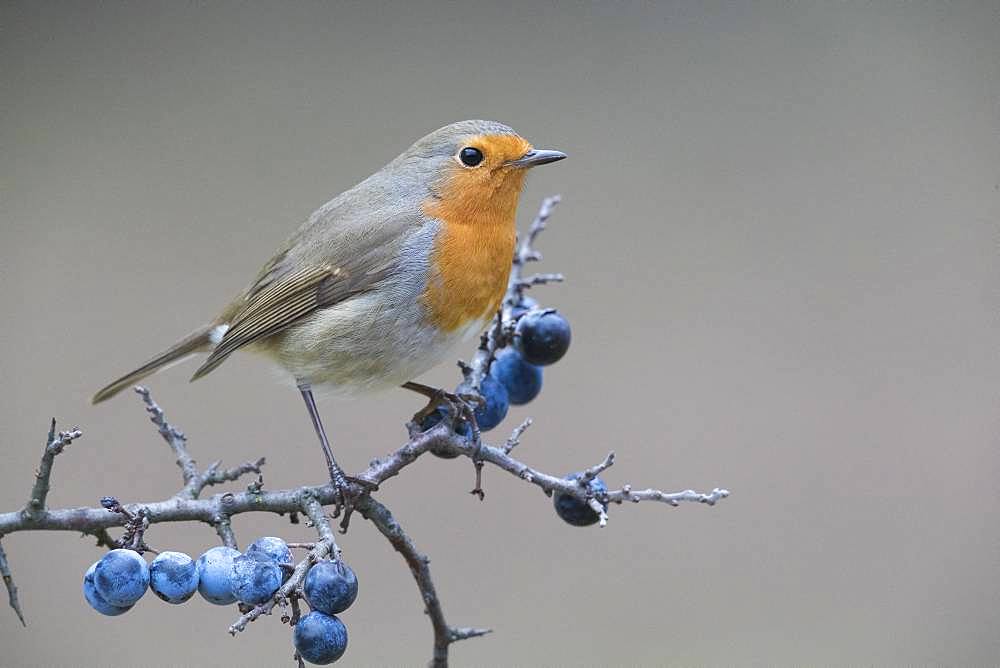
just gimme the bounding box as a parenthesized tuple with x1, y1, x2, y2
(298, 383, 349, 489)
(297, 383, 377, 530)
(402, 381, 487, 497)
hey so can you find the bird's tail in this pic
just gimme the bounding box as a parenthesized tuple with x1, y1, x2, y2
(91, 324, 222, 404)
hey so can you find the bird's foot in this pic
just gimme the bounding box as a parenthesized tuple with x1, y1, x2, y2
(403, 382, 487, 498)
(402, 381, 482, 426)
(327, 471, 378, 533)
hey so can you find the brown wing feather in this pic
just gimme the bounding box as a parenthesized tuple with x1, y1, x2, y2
(191, 181, 423, 383)
(190, 258, 393, 381)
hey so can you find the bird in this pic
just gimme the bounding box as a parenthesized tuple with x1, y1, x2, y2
(92, 119, 565, 493)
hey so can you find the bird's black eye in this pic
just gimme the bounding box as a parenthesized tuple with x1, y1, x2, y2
(459, 146, 484, 167)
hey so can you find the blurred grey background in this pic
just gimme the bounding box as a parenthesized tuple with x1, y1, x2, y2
(2, 1, 999, 666)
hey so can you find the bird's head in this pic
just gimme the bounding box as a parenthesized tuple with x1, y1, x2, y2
(397, 120, 566, 227)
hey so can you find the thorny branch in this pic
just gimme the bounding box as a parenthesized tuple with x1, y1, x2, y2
(5, 419, 84, 625)
(24, 419, 82, 519)
(0, 421, 727, 537)
(0, 197, 730, 667)
(136, 386, 196, 485)
(356, 495, 490, 667)
(503, 418, 532, 454)
(136, 386, 265, 500)
(0, 539, 25, 627)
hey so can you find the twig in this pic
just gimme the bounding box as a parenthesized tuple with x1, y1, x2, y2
(517, 272, 564, 289)
(287, 594, 302, 626)
(90, 528, 117, 549)
(23, 419, 82, 518)
(0, 422, 726, 538)
(610, 486, 731, 506)
(356, 496, 490, 668)
(580, 452, 615, 483)
(0, 538, 25, 626)
(518, 194, 561, 264)
(100, 496, 152, 552)
(135, 386, 265, 500)
(202, 458, 267, 489)
(503, 418, 533, 454)
(474, 442, 729, 517)
(214, 515, 238, 549)
(587, 497, 609, 528)
(135, 386, 196, 484)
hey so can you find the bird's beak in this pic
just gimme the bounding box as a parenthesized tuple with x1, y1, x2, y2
(509, 149, 567, 168)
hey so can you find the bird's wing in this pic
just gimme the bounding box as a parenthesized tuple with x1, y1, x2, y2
(190, 236, 398, 381)
(190, 161, 427, 381)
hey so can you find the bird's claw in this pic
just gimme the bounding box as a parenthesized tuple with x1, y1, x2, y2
(409, 386, 480, 427)
(328, 475, 377, 533)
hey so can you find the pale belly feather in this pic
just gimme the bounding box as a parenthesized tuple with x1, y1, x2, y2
(260, 294, 488, 395)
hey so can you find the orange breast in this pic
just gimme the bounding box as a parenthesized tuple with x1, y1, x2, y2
(420, 164, 526, 333)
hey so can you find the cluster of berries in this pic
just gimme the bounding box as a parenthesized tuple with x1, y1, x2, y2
(488, 297, 572, 424)
(423, 296, 572, 438)
(82, 536, 358, 665)
(420, 297, 606, 526)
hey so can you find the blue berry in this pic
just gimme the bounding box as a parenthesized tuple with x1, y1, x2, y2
(232, 552, 283, 605)
(150, 551, 199, 604)
(473, 374, 509, 432)
(246, 536, 293, 566)
(196, 546, 240, 605)
(553, 473, 609, 527)
(420, 406, 469, 437)
(83, 561, 132, 616)
(490, 348, 543, 405)
(294, 611, 348, 665)
(420, 406, 471, 458)
(304, 560, 358, 615)
(421, 376, 509, 441)
(93, 548, 149, 607)
(514, 309, 571, 366)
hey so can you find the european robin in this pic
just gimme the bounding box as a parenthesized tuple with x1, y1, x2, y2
(92, 120, 565, 490)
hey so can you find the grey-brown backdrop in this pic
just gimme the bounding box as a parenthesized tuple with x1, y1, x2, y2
(2, 2, 998, 666)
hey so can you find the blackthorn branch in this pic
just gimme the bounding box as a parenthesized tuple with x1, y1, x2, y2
(136, 385, 266, 501)
(503, 417, 533, 454)
(0, 197, 730, 667)
(25, 419, 82, 520)
(354, 495, 492, 667)
(0, 540, 24, 627)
